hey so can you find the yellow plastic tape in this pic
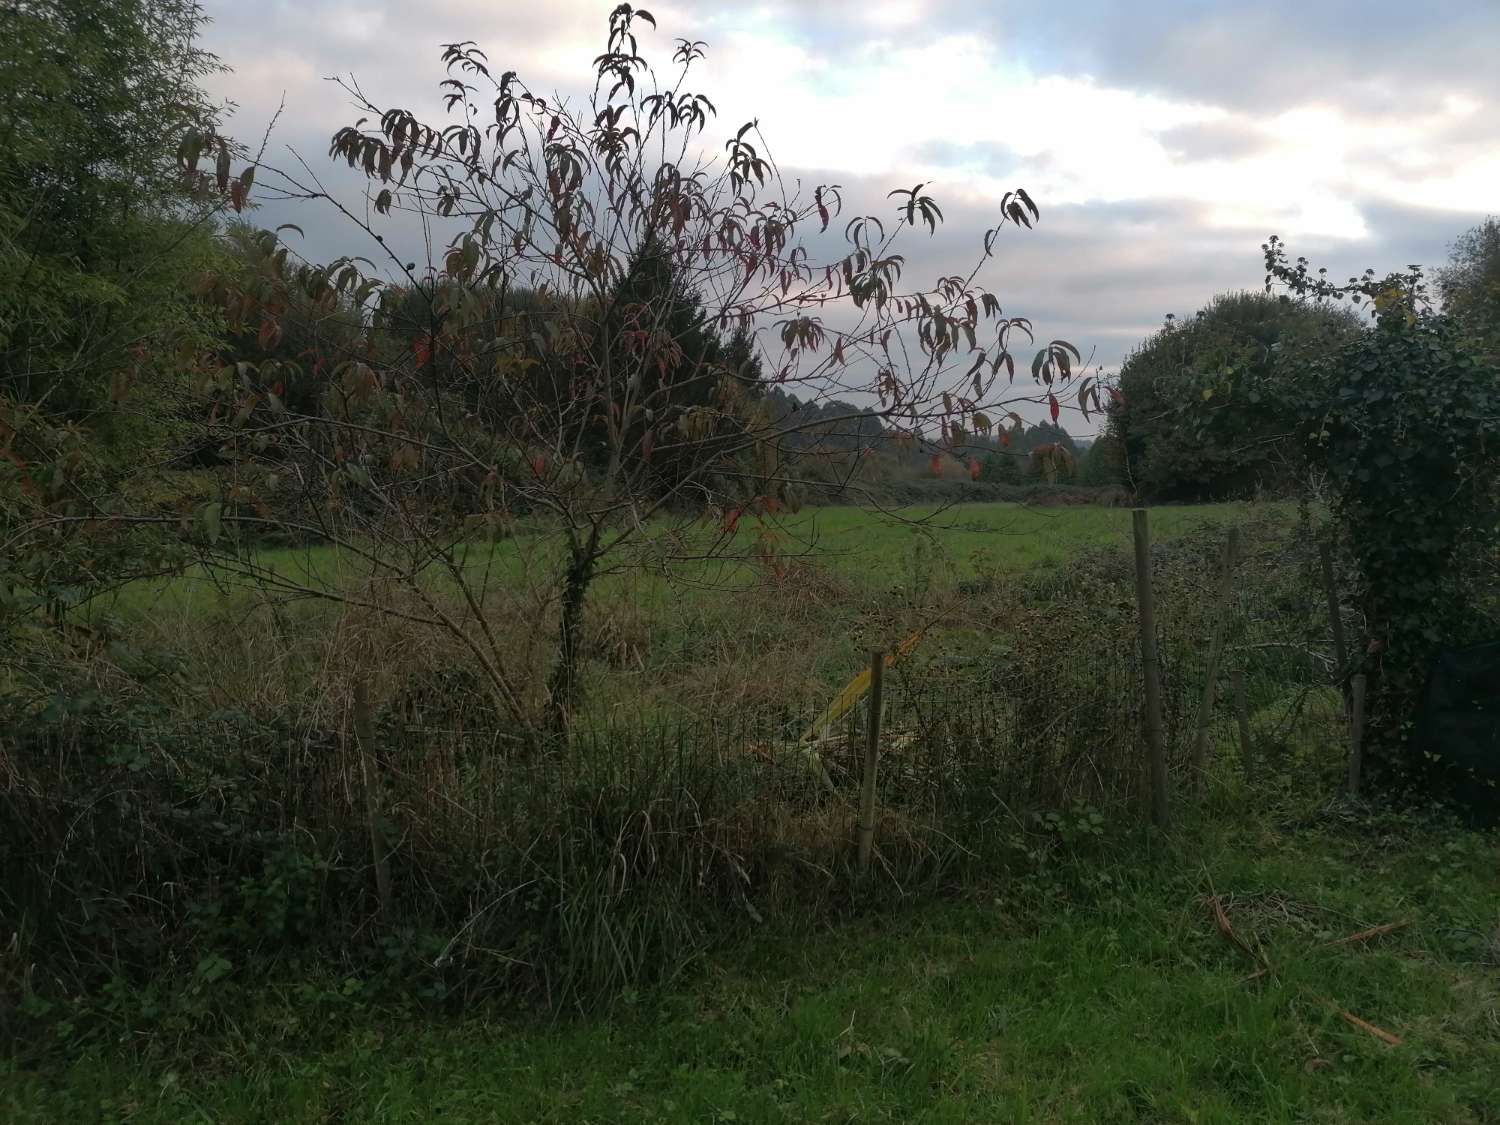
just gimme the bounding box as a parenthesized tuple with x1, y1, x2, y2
(802, 629, 923, 743)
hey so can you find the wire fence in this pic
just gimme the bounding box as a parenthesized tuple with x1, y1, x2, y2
(707, 508, 1356, 852)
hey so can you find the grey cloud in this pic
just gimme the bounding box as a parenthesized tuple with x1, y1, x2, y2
(689, 0, 1500, 116)
(1156, 119, 1272, 162)
(789, 178, 1268, 370)
(1063, 0, 1500, 115)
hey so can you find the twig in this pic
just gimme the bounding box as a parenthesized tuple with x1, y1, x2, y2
(1320, 920, 1409, 949)
(1336, 1007, 1403, 1046)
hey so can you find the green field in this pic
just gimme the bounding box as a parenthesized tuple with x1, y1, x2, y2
(89, 499, 1265, 728)
(8, 796, 1497, 1124)
(100, 500, 1252, 615)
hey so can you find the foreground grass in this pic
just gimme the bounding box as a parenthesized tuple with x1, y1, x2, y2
(8, 787, 1497, 1123)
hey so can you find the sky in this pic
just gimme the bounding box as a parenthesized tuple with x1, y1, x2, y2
(199, 0, 1500, 428)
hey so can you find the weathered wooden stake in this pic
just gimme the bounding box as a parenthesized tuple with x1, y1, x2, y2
(1320, 540, 1350, 688)
(1191, 526, 1241, 789)
(1231, 667, 1254, 784)
(1132, 509, 1170, 829)
(352, 675, 393, 916)
(1346, 673, 1368, 796)
(857, 649, 886, 874)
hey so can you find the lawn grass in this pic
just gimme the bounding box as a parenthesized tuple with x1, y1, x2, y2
(8, 787, 1496, 1123)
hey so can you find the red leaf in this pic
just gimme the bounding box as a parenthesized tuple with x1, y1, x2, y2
(529, 454, 546, 477)
(968, 456, 980, 481)
(1048, 392, 1059, 423)
(929, 453, 943, 477)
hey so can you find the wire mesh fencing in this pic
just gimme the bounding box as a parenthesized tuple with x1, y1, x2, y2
(731, 507, 1356, 863)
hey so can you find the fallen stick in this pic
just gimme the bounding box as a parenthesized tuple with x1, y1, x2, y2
(1338, 1009, 1403, 1046)
(1319, 920, 1409, 949)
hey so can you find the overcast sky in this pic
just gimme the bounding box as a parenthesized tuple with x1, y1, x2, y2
(199, 0, 1499, 426)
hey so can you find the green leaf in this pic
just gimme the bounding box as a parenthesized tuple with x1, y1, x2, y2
(201, 501, 223, 545)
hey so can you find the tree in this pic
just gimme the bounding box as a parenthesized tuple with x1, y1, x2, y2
(0, 0, 236, 421)
(154, 5, 1087, 735)
(1, 0, 255, 632)
(1437, 216, 1500, 347)
(211, 223, 367, 418)
(1077, 432, 1125, 488)
(1108, 291, 1358, 501)
(979, 448, 1021, 484)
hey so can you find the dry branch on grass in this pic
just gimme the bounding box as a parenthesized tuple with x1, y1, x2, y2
(1318, 919, 1409, 949)
(1335, 1006, 1403, 1046)
(1206, 895, 1406, 1047)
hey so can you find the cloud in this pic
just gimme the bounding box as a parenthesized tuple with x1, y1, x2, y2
(1157, 120, 1272, 163)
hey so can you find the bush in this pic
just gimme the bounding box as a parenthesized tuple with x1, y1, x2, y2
(1109, 291, 1358, 501)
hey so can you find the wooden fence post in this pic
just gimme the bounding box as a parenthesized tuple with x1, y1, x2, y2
(857, 649, 885, 874)
(1346, 673, 1368, 797)
(1132, 509, 1170, 829)
(352, 675, 392, 916)
(1320, 540, 1350, 691)
(1191, 526, 1241, 789)
(1231, 668, 1254, 784)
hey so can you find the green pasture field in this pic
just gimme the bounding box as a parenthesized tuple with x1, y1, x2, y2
(94, 500, 1259, 619)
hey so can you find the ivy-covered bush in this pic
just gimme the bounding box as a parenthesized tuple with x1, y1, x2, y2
(1265, 237, 1500, 779)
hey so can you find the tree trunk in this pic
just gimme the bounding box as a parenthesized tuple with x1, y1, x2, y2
(546, 549, 596, 736)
